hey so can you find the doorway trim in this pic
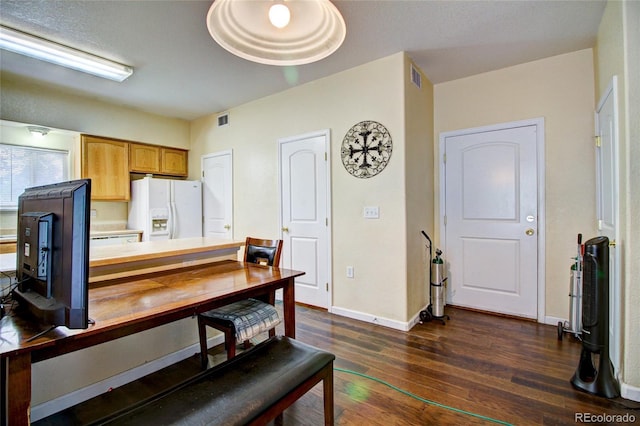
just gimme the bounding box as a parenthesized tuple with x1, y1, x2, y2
(277, 129, 333, 311)
(439, 117, 546, 323)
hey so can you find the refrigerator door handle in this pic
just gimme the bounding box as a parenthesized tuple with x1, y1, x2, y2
(170, 201, 178, 239)
(167, 202, 174, 239)
(168, 181, 175, 239)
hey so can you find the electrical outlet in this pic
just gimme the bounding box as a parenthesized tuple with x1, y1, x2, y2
(346, 266, 354, 278)
(363, 206, 379, 219)
(90, 209, 97, 218)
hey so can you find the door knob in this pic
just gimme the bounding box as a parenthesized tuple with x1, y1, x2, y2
(525, 228, 535, 236)
(282, 227, 289, 233)
(224, 224, 231, 230)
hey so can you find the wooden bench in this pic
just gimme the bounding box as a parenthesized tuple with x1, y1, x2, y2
(91, 336, 335, 425)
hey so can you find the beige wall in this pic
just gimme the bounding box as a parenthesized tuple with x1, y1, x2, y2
(0, 73, 190, 148)
(404, 58, 435, 319)
(191, 53, 425, 324)
(595, 0, 640, 398)
(434, 49, 597, 322)
(31, 318, 200, 406)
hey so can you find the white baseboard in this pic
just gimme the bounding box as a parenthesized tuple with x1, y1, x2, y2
(330, 304, 444, 331)
(330, 305, 411, 331)
(544, 315, 567, 327)
(407, 308, 424, 330)
(331, 304, 568, 331)
(30, 335, 224, 422)
(621, 382, 640, 402)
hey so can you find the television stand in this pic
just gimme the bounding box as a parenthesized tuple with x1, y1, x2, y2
(12, 287, 66, 327)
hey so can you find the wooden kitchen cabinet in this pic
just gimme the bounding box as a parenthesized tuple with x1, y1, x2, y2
(81, 135, 131, 201)
(130, 143, 161, 174)
(161, 147, 188, 176)
(130, 143, 188, 177)
(82, 136, 188, 201)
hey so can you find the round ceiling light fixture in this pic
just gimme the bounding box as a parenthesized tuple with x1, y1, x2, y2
(206, 0, 346, 66)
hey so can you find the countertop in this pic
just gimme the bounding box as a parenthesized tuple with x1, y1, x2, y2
(90, 229, 143, 238)
(90, 237, 243, 267)
(1, 230, 144, 246)
(0, 237, 244, 276)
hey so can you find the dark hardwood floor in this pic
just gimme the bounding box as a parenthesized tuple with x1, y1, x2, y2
(37, 305, 639, 425)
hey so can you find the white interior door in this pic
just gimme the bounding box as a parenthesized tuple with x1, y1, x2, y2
(596, 77, 620, 375)
(201, 150, 233, 239)
(279, 130, 330, 309)
(443, 122, 540, 319)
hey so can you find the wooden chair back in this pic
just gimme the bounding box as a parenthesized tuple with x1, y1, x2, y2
(244, 237, 283, 267)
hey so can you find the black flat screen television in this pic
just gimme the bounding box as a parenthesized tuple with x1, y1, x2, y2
(13, 179, 91, 329)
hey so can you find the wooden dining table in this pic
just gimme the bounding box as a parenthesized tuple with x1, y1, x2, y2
(0, 260, 304, 426)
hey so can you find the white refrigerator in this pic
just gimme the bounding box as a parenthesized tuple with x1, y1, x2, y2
(128, 177, 202, 242)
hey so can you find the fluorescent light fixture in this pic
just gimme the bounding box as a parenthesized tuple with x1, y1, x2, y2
(0, 25, 133, 82)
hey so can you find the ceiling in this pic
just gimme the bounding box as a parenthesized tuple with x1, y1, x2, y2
(0, 0, 606, 121)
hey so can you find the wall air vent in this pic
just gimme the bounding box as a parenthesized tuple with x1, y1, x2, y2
(217, 112, 229, 127)
(411, 64, 422, 89)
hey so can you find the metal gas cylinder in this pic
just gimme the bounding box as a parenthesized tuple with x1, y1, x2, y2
(430, 249, 447, 318)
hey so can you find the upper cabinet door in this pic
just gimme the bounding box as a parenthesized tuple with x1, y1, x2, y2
(81, 135, 131, 201)
(161, 148, 188, 177)
(130, 143, 161, 174)
(130, 143, 188, 177)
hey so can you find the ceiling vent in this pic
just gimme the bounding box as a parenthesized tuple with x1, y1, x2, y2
(217, 112, 229, 127)
(410, 64, 422, 89)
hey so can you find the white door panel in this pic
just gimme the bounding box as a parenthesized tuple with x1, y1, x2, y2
(462, 144, 518, 219)
(289, 150, 319, 221)
(202, 151, 233, 239)
(445, 124, 539, 318)
(461, 237, 520, 294)
(291, 237, 319, 289)
(280, 131, 330, 308)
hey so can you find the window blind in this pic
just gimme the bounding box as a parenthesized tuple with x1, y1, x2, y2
(0, 144, 69, 208)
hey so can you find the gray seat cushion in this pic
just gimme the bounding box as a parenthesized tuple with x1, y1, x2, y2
(200, 298, 281, 341)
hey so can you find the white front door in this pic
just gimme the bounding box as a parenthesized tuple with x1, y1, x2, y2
(279, 130, 331, 309)
(443, 122, 541, 319)
(201, 150, 233, 239)
(596, 77, 620, 375)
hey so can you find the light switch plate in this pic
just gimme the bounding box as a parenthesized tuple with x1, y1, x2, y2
(363, 206, 379, 219)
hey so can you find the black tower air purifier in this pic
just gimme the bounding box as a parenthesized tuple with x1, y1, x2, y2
(570, 236, 619, 398)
